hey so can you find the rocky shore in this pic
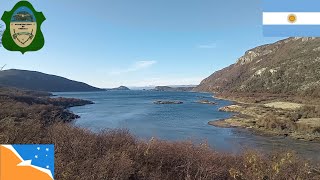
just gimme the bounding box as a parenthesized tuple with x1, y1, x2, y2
(0, 86, 94, 124)
(209, 94, 320, 141)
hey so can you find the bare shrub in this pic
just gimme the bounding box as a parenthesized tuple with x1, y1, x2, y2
(231, 151, 318, 180)
(298, 106, 320, 118)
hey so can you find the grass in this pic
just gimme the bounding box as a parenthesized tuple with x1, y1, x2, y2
(215, 92, 320, 141)
(0, 86, 319, 179)
(256, 105, 320, 135)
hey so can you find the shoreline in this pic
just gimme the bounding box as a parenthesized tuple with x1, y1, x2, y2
(42, 90, 320, 163)
(209, 94, 320, 142)
(65, 90, 320, 142)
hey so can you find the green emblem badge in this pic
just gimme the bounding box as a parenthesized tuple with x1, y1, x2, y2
(1, 1, 45, 54)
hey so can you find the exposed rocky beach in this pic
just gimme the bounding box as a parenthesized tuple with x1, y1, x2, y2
(209, 94, 320, 141)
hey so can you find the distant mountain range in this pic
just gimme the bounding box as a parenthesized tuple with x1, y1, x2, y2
(0, 69, 102, 92)
(195, 37, 320, 98)
(106, 86, 130, 91)
(129, 85, 197, 90)
(152, 86, 195, 92)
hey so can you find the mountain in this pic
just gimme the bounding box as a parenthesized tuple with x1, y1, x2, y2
(153, 86, 195, 92)
(194, 38, 320, 98)
(0, 69, 102, 92)
(130, 85, 196, 91)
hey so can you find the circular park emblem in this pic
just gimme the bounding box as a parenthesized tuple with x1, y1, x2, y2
(1, 1, 45, 54)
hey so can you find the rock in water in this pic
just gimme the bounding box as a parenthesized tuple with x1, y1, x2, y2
(154, 100, 183, 104)
(197, 100, 216, 105)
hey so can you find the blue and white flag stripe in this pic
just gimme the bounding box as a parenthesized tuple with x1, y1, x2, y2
(263, 12, 320, 25)
(264, 26, 320, 37)
(263, 0, 320, 37)
(263, 0, 320, 12)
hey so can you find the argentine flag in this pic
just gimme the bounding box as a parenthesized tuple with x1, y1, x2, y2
(263, 0, 320, 37)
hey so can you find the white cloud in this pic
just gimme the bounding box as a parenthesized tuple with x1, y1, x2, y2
(110, 60, 157, 75)
(134, 61, 157, 69)
(197, 43, 217, 49)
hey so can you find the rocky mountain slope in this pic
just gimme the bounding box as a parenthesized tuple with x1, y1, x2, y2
(195, 38, 320, 98)
(0, 69, 102, 92)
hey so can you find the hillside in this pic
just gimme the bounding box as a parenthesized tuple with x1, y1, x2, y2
(0, 69, 102, 92)
(195, 37, 320, 98)
(195, 38, 320, 141)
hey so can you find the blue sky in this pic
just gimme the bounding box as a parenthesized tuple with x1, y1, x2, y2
(0, 0, 282, 88)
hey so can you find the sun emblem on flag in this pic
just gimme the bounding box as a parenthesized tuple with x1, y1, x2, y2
(288, 14, 297, 23)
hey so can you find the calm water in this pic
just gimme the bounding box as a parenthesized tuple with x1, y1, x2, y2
(55, 91, 320, 161)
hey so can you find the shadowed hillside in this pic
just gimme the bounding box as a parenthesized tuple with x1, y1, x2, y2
(195, 38, 320, 98)
(0, 69, 102, 92)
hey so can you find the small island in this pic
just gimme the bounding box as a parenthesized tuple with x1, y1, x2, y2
(108, 86, 130, 91)
(197, 100, 216, 105)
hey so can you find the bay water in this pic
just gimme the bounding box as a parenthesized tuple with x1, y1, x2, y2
(55, 91, 320, 161)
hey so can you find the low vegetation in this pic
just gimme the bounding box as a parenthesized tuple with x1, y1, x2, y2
(257, 105, 320, 137)
(0, 86, 92, 124)
(214, 94, 320, 141)
(0, 86, 319, 179)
